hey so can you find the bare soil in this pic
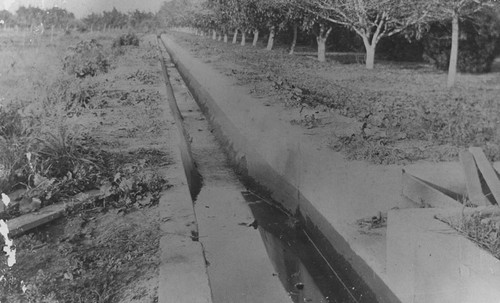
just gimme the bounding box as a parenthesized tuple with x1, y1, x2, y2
(0, 31, 172, 302)
(169, 31, 500, 165)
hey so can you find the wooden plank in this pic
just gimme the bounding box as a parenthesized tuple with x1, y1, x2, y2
(401, 170, 462, 208)
(460, 151, 490, 206)
(6, 203, 67, 237)
(469, 147, 500, 204)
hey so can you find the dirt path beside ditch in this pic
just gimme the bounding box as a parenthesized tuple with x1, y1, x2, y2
(0, 33, 179, 303)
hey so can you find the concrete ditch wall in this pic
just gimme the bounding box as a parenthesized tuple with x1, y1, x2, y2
(156, 57, 213, 303)
(387, 208, 500, 303)
(161, 34, 406, 303)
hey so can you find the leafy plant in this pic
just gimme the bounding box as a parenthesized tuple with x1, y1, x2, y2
(62, 39, 109, 78)
(23, 126, 107, 206)
(112, 32, 140, 48)
(97, 172, 169, 212)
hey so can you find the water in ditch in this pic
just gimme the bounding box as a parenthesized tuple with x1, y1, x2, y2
(160, 43, 376, 303)
(242, 191, 364, 303)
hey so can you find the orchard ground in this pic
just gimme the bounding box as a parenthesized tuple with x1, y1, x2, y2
(170, 31, 500, 165)
(0, 30, 181, 302)
(1, 25, 499, 302)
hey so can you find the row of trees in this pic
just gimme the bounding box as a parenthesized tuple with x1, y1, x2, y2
(159, 0, 500, 87)
(0, 6, 75, 30)
(82, 8, 158, 32)
(0, 6, 158, 33)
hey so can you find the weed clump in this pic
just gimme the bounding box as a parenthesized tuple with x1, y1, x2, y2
(44, 77, 103, 115)
(440, 210, 500, 260)
(112, 32, 140, 48)
(0, 106, 37, 192)
(63, 39, 109, 78)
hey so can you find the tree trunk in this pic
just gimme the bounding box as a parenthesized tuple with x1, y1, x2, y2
(224, 33, 228, 43)
(447, 13, 459, 88)
(365, 44, 376, 70)
(218, 32, 222, 41)
(252, 29, 259, 46)
(241, 30, 246, 46)
(361, 36, 376, 69)
(316, 24, 332, 62)
(212, 29, 217, 40)
(266, 26, 275, 50)
(232, 29, 238, 44)
(317, 37, 326, 62)
(50, 25, 54, 43)
(289, 23, 298, 55)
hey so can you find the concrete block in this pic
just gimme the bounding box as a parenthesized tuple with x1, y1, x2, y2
(401, 170, 462, 208)
(387, 208, 500, 303)
(403, 161, 466, 197)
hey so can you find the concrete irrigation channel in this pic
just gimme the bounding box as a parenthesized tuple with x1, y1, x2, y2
(156, 36, 377, 303)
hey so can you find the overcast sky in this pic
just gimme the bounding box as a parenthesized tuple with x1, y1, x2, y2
(0, 0, 166, 18)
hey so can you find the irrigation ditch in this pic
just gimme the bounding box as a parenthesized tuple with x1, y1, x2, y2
(156, 35, 378, 303)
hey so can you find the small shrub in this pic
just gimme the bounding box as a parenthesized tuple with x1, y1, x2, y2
(112, 32, 140, 48)
(422, 10, 500, 73)
(45, 77, 101, 114)
(62, 39, 109, 78)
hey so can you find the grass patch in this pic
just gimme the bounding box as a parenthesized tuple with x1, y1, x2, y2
(439, 208, 500, 260)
